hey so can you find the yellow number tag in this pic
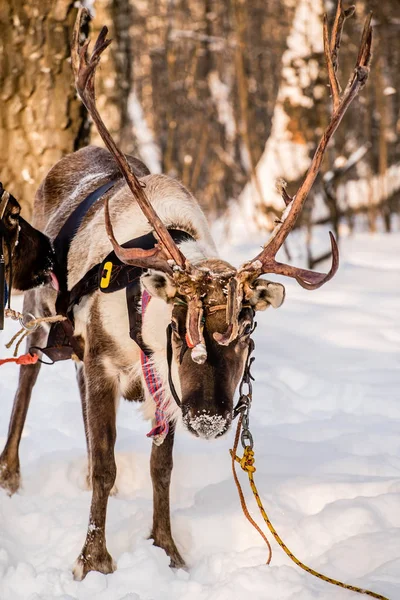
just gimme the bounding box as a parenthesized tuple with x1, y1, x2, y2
(100, 261, 113, 289)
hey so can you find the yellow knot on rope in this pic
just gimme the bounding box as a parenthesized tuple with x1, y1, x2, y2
(230, 447, 256, 473)
(240, 447, 256, 473)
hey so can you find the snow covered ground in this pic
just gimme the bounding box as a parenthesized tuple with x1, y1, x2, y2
(0, 232, 399, 600)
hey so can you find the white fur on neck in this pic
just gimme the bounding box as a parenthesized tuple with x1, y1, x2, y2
(179, 238, 217, 264)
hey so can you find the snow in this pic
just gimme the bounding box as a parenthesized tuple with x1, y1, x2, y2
(1, 232, 400, 600)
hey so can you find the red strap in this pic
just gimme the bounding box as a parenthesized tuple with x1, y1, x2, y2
(0, 353, 38, 366)
(185, 333, 195, 349)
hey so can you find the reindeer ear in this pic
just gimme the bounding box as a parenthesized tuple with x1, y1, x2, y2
(249, 279, 285, 311)
(0, 191, 20, 234)
(141, 271, 177, 302)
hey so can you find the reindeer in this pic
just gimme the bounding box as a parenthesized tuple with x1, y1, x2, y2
(0, 4, 371, 580)
(0, 182, 56, 328)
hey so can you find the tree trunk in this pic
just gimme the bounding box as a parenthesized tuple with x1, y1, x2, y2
(0, 0, 89, 219)
(130, 0, 295, 216)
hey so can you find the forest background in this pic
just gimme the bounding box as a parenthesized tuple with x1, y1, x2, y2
(0, 0, 399, 265)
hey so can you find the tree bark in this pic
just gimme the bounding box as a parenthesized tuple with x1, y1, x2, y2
(130, 0, 294, 216)
(0, 0, 89, 218)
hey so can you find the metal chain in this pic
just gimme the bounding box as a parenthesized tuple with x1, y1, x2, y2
(234, 336, 255, 448)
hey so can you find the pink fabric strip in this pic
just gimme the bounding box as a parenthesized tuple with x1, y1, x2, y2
(140, 290, 170, 443)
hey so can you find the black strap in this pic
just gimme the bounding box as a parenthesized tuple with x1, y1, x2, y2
(30, 318, 82, 364)
(67, 229, 192, 312)
(0, 232, 12, 329)
(166, 324, 182, 407)
(68, 264, 99, 310)
(126, 281, 153, 356)
(0, 183, 7, 328)
(39, 179, 118, 358)
(0, 185, 21, 328)
(0, 233, 5, 330)
(98, 229, 192, 293)
(53, 179, 118, 293)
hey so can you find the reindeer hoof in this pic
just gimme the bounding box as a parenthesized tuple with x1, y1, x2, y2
(150, 533, 186, 570)
(0, 458, 21, 495)
(73, 551, 116, 580)
(170, 552, 187, 570)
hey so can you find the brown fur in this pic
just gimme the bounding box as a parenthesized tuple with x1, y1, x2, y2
(33, 146, 150, 231)
(150, 425, 185, 568)
(123, 378, 144, 402)
(0, 146, 280, 579)
(72, 297, 120, 578)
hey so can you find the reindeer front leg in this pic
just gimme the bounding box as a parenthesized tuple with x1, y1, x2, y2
(73, 356, 118, 580)
(0, 291, 48, 495)
(150, 425, 185, 569)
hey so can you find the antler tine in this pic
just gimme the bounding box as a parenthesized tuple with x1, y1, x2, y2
(356, 12, 373, 69)
(270, 232, 339, 290)
(238, 3, 372, 288)
(324, 15, 341, 111)
(329, 2, 356, 97)
(104, 198, 173, 274)
(72, 8, 187, 273)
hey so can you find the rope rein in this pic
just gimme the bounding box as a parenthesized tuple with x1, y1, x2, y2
(231, 339, 390, 600)
(1, 307, 66, 362)
(231, 412, 272, 565)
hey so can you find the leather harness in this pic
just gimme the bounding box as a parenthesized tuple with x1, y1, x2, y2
(0, 184, 15, 329)
(35, 181, 192, 364)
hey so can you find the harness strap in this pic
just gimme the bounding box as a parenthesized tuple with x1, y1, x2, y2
(126, 281, 153, 356)
(0, 245, 5, 329)
(53, 179, 118, 294)
(38, 175, 195, 364)
(67, 229, 192, 314)
(166, 323, 182, 408)
(0, 186, 9, 219)
(165, 301, 234, 408)
(0, 186, 14, 328)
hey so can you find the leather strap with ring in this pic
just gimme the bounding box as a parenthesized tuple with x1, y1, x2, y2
(0, 187, 11, 330)
(166, 323, 182, 408)
(19, 312, 39, 332)
(165, 302, 225, 407)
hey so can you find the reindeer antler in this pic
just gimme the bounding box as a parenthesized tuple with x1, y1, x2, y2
(71, 8, 187, 274)
(238, 4, 372, 288)
(72, 9, 214, 362)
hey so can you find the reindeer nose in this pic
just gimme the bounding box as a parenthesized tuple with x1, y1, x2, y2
(183, 409, 231, 439)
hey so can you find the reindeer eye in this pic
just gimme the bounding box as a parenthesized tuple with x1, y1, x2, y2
(242, 323, 252, 336)
(7, 213, 18, 226)
(171, 320, 178, 333)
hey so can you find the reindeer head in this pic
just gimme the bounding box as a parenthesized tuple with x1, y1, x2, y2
(72, 5, 371, 437)
(0, 184, 56, 293)
(140, 259, 285, 437)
